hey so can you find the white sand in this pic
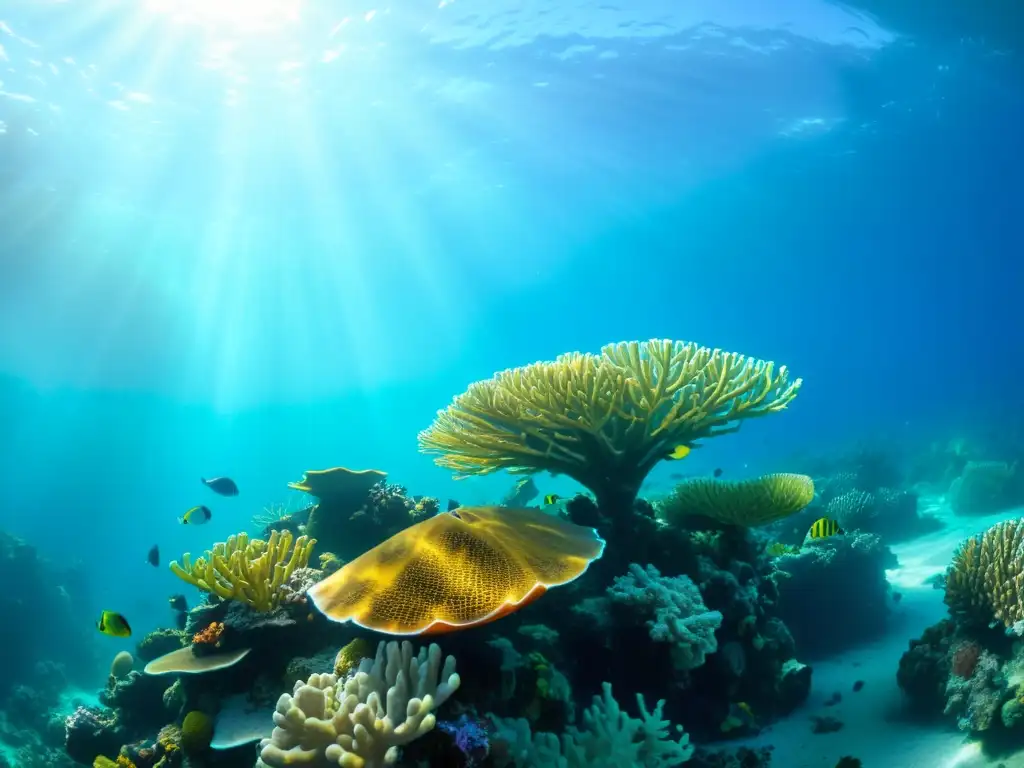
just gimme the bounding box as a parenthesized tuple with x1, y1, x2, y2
(733, 499, 1024, 768)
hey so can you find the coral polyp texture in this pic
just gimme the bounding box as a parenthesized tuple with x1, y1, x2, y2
(307, 506, 606, 635)
(945, 518, 1024, 628)
(418, 339, 801, 518)
(657, 473, 815, 527)
(257, 639, 460, 768)
(169, 530, 316, 612)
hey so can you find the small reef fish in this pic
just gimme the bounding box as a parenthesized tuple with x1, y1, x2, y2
(180, 505, 212, 525)
(666, 445, 691, 460)
(169, 594, 188, 613)
(852, 680, 864, 692)
(147, 544, 160, 567)
(544, 494, 561, 506)
(97, 611, 131, 638)
(713, 467, 723, 478)
(201, 476, 239, 496)
(808, 517, 844, 539)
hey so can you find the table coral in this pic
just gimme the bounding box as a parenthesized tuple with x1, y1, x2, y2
(418, 339, 800, 523)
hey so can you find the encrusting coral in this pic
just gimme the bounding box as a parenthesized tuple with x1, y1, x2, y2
(169, 530, 316, 612)
(257, 639, 461, 768)
(945, 518, 1024, 629)
(418, 339, 801, 523)
(657, 473, 814, 528)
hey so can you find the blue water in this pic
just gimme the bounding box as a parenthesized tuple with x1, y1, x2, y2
(0, 0, 1021, 676)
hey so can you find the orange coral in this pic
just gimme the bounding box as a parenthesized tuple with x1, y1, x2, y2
(192, 621, 225, 646)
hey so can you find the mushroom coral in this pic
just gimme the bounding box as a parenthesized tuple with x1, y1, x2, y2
(418, 339, 801, 525)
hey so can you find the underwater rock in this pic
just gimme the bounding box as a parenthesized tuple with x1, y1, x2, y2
(64, 705, 123, 765)
(810, 714, 843, 734)
(99, 670, 171, 734)
(777, 659, 812, 714)
(773, 532, 895, 657)
(896, 619, 955, 714)
(135, 628, 187, 663)
(691, 745, 774, 768)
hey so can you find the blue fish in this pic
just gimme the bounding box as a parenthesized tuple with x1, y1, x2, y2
(202, 476, 239, 496)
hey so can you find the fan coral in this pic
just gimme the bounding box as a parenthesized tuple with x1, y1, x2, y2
(169, 530, 316, 612)
(608, 563, 723, 672)
(946, 518, 1024, 628)
(258, 640, 460, 768)
(418, 339, 800, 521)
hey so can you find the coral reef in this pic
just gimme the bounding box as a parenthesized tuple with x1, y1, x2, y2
(948, 460, 1020, 516)
(657, 474, 814, 528)
(945, 518, 1024, 628)
(418, 339, 801, 526)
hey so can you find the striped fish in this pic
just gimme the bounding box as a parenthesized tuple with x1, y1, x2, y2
(808, 517, 844, 539)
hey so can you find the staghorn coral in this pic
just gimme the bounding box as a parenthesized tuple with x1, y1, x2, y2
(658, 474, 814, 528)
(418, 339, 801, 522)
(945, 518, 1024, 628)
(257, 640, 460, 768)
(608, 563, 723, 672)
(169, 530, 316, 612)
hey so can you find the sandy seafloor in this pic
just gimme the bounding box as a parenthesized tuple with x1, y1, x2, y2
(738, 499, 1024, 768)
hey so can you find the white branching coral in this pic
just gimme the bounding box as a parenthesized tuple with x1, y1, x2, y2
(258, 640, 460, 768)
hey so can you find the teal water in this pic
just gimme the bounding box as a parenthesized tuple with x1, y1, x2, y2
(0, 0, 1021, 750)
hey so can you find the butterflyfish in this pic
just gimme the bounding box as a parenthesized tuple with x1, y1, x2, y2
(543, 494, 561, 505)
(147, 544, 160, 567)
(667, 445, 691, 460)
(97, 611, 132, 638)
(179, 505, 212, 525)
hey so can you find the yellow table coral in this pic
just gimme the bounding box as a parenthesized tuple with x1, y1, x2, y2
(170, 531, 316, 612)
(418, 339, 801, 519)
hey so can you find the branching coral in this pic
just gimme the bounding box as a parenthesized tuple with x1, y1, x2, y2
(608, 563, 723, 672)
(490, 681, 693, 767)
(418, 339, 801, 520)
(946, 519, 1024, 628)
(258, 640, 460, 768)
(170, 531, 316, 612)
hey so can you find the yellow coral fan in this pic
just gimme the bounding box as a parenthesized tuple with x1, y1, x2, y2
(946, 519, 1024, 627)
(418, 339, 801, 516)
(169, 531, 315, 612)
(307, 506, 606, 635)
(657, 473, 815, 528)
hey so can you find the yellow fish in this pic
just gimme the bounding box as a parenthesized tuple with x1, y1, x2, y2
(543, 494, 561, 506)
(97, 610, 131, 638)
(808, 517, 844, 539)
(666, 445, 691, 460)
(179, 505, 212, 525)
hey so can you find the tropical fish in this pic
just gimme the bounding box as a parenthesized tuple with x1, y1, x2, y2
(544, 494, 561, 506)
(179, 505, 212, 525)
(97, 611, 131, 638)
(713, 468, 723, 478)
(852, 680, 864, 692)
(808, 517, 844, 539)
(666, 445, 691, 460)
(201, 476, 239, 496)
(169, 594, 188, 613)
(147, 545, 160, 567)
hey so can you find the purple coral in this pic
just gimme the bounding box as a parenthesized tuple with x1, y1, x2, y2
(438, 715, 489, 766)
